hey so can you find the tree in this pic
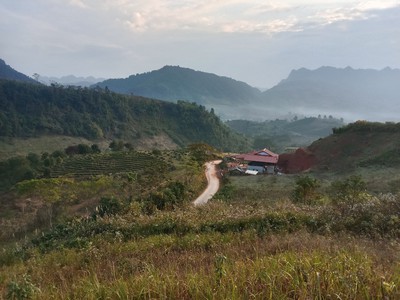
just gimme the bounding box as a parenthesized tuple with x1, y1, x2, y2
(91, 144, 101, 153)
(291, 175, 321, 205)
(77, 144, 92, 154)
(109, 140, 124, 151)
(32, 73, 40, 81)
(329, 175, 368, 208)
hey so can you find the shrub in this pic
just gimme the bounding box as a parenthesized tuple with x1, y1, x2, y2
(6, 274, 39, 300)
(329, 175, 368, 208)
(142, 181, 187, 213)
(96, 197, 123, 217)
(291, 176, 321, 205)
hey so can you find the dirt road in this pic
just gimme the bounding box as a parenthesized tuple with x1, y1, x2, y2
(193, 160, 222, 206)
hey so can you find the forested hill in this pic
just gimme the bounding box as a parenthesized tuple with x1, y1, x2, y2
(226, 117, 345, 152)
(0, 59, 37, 83)
(0, 79, 249, 151)
(94, 66, 261, 105)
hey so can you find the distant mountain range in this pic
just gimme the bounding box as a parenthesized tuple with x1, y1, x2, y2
(39, 75, 106, 87)
(261, 66, 400, 121)
(94, 65, 400, 121)
(1, 58, 400, 121)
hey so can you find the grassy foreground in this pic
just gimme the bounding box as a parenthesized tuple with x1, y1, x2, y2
(1, 197, 400, 299)
(1, 147, 400, 299)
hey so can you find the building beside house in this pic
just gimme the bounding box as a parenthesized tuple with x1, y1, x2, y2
(233, 148, 279, 174)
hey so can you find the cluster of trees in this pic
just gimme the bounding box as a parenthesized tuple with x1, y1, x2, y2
(0, 143, 103, 191)
(226, 116, 345, 152)
(291, 175, 367, 207)
(0, 79, 248, 151)
(333, 120, 400, 134)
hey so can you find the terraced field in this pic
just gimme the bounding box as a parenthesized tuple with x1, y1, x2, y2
(50, 151, 170, 177)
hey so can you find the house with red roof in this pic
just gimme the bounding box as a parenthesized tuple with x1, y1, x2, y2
(234, 148, 279, 174)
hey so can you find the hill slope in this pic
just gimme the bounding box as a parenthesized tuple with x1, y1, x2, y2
(96, 65, 400, 121)
(0, 79, 249, 152)
(96, 65, 261, 105)
(0, 59, 37, 83)
(95, 65, 261, 119)
(226, 117, 345, 152)
(262, 66, 400, 121)
(279, 121, 400, 173)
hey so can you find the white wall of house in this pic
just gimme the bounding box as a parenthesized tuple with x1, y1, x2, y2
(247, 165, 265, 173)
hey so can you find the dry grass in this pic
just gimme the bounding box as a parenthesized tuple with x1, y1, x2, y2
(1, 231, 399, 299)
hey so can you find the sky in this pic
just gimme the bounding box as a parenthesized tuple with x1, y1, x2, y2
(1, 0, 399, 88)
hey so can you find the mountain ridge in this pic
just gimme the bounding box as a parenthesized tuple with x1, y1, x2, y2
(95, 65, 261, 105)
(262, 66, 400, 121)
(2, 57, 400, 121)
(0, 59, 37, 83)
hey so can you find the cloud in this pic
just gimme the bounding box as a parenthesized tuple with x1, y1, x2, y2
(311, 1, 400, 26)
(1, 0, 399, 87)
(357, 1, 400, 11)
(115, 0, 400, 35)
(69, 0, 87, 9)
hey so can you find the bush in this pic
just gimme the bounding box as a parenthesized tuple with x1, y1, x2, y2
(142, 181, 188, 213)
(6, 274, 39, 299)
(291, 176, 321, 205)
(329, 175, 368, 208)
(96, 197, 123, 217)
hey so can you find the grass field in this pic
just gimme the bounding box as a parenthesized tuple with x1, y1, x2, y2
(1, 147, 400, 299)
(0, 136, 101, 160)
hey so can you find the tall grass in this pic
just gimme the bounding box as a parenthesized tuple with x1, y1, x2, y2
(1, 231, 399, 299)
(2, 152, 400, 298)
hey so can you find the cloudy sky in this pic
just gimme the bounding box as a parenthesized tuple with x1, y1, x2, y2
(1, 0, 399, 87)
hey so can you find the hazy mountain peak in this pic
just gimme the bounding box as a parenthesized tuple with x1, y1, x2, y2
(263, 66, 400, 122)
(95, 66, 261, 107)
(38, 74, 107, 87)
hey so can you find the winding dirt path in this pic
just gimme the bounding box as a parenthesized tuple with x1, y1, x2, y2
(193, 160, 222, 206)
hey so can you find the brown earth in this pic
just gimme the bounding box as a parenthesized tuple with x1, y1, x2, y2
(278, 129, 400, 174)
(278, 148, 317, 174)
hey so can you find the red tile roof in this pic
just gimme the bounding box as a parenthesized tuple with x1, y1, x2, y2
(234, 148, 279, 164)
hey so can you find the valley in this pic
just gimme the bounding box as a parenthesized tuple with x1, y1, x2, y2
(0, 60, 400, 299)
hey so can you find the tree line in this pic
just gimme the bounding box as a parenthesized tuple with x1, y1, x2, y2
(0, 79, 249, 151)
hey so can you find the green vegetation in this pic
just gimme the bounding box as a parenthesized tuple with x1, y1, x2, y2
(300, 120, 400, 173)
(227, 116, 344, 152)
(2, 144, 400, 299)
(95, 65, 261, 106)
(0, 58, 37, 83)
(291, 175, 322, 205)
(0, 79, 250, 152)
(2, 110, 400, 298)
(333, 120, 400, 134)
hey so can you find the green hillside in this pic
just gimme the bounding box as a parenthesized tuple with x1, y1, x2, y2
(309, 121, 400, 170)
(2, 145, 400, 298)
(226, 117, 345, 152)
(0, 79, 249, 152)
(0, 59, 37, 83)
(95, 65, 261, 105)
(279, 121, 400, 177)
